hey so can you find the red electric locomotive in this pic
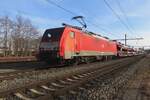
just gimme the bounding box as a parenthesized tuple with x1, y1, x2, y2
(38, 24, 118, 64)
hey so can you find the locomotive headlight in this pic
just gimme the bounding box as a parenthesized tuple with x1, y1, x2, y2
(48, 33, 51, 38)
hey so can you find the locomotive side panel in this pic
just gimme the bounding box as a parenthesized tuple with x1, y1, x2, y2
(77, 32, 117, 56)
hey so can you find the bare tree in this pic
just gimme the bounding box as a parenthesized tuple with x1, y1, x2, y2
(0, 16, 14, 56)
(22, 19, 39, 55)
(11, 15, 40, 56)
(0, 15, 40, 57)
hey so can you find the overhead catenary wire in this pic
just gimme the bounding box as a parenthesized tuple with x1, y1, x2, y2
(46, 0, 76, 16)
(85, 20, 121, 38)
(115, 0, 141, 37)
(103, 0, 135, 37)
(115, 0, 134, 30)
(46, 0, 121, 38)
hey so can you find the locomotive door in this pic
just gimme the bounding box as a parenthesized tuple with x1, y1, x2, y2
(69, 31, 80, 56)
(74, 32, 80, 54)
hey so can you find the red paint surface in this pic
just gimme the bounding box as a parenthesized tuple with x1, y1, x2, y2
(59, 27, 118, 58)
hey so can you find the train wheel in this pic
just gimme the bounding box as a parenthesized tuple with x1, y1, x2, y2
(72, 57, 79, 66)
(59, 59, 66, 66)
(84, 57, 90, 64)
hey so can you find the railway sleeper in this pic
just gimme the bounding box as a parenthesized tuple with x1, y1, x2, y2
(14, 92, 34, 100)
(20, 88, 45, 98)
(66, 78, 78, 82)
(29, 89, 46, 95)
(41, 85, 56, 92)
(58, 80, 72, 85)
(51, 82, 65, 88)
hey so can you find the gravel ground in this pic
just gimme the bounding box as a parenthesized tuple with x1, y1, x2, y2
(0, 56, 145, 100)
(121, 55, 150, 100)
(53, 55, 147, 100)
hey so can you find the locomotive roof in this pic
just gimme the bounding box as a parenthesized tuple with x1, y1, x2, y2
(62, 23, 111, 40)
(64, 25, 111, 41)
(45, 26, 111, 41)
(45, 27, 65, 31)
(85, 31, 111, 41)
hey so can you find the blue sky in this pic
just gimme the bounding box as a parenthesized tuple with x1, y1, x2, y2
(0, 0, 150, 47)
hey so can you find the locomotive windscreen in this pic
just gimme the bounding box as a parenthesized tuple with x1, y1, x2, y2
(42, 27, 65, 42)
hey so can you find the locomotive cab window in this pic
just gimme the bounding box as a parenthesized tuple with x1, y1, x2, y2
(70, 31, 75, 38)
(42, 27, 64, 42)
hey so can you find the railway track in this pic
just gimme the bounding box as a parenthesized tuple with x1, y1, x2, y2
(0, 67, 68, 82)
(0, 56, 144, 100)
(0, 61, 50, 82)
(0, 57, 134, 82)
(0, 56, 142, 83)
(0, 56, 36, 63)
